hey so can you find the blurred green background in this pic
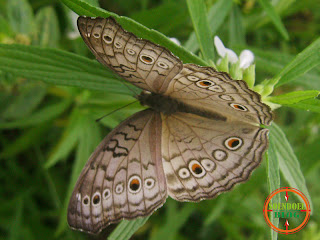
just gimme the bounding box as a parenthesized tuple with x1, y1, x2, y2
(0, 0, 319, 239)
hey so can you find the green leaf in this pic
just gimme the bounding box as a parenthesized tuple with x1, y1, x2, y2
(204, 195, 227, 226)
(267, 142, 280, 193)
(83, 0, 100, 7)
(228, 5, 245, 47)
(0, 15, 15, 37)
(268, 90, 320, 105)
(0, 122, 50, 159)
(2, 83, 47, 120)
(184, 0, 233, 53)
(257, 0, 289, 40)
(130, 2, 188, 36)
(34, 7, 60, 47)
(267, 139, 280, 240)
(151, 200, 194, 240)
(7, 0, 35, 35)
(61, 0, 207, 66)
(56, 113, 101, 235)
(283, 97, 320, 113)
(108, 217, 150, 240)
(45, 109, 83, 168)
(272, 37, 320, 87)
(0, 99, 71, 129)
(0, 44, 132, 94)
(249, 47, 320, 89)
(8, 198, 23, 240)
(245, 0, 296, 32)
(269, 123, 313, 210)
(186, 0, 214, 62)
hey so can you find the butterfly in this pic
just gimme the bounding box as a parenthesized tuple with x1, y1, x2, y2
(67, 16, 273, 234)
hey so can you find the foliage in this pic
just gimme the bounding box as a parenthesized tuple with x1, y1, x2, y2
(0, 0, 319, 239)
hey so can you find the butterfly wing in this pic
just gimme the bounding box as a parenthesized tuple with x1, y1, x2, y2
(161, 112, 269, 201)
(67, 109, 167, 234)
(77, 16, 183, 94)
(164, 64, 273, 126)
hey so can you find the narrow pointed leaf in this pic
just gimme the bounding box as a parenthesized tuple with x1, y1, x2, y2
(287, 98, 320, 113)
(184, 0, 233, 53)
(186, 0, 215, 62)
(0, 100, 71, 129)
(269, 123, 313, 210)
(268, 90, 319, 105)
(34, 7, 60, 47)
(0, 44, 131, 94)
(272, 37, 320, 87)
(7, 0, 35, 35)
(0, 122, 50, 159)
(267, 136, 280, 240)
(45, 109, 83, 168)
(257, 0, 289, 40)
(108, 217, 149, 240)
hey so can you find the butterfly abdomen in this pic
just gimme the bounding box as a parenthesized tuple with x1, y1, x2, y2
(138, 91, 226, 121)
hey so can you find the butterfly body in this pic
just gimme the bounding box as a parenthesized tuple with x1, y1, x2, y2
(138, 91, 227, 122)
(68, 16, 273, 234)
(138, 91, 182, 115)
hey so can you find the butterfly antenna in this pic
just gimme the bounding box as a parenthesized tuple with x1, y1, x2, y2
(95, 100, 138, 122)
(118, 77, 140, 98)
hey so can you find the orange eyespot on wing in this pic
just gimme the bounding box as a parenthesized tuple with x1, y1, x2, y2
(83, 196, 89, 205)
(188, 160, 206, 178)
(196, 80, 215, 88)
(103, 35, 112, 43)
(230, 103, 248, 111)
(93, 194, 100, 205)
(228, 139, 239, 148)
(191, 163, 203, 174)
(128, 176, 142, 193)
(224, 137, 243, 150)
(140, 55, 154, 64)
(130, 179, 140, 190)
(199, 81, 211, 86)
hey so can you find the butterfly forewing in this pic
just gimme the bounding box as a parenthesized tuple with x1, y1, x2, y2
(161, 112, 269, 201)
(67, 109, 167, 234)
(77, 16, 183, 94)
(164, 64, 273, 126)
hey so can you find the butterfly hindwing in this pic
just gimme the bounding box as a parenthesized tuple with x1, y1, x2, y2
(67, 109, 167, 234)
(161, 112, 269, 201)
(77, 16, 183, 94)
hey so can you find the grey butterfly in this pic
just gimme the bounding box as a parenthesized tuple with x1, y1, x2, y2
(67, 16, 273, 234)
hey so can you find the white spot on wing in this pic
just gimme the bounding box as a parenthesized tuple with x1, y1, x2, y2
(115, 183, 124, 194)
(212, 149, 227, 161)
(201, 159, 216, 172)
(187, 75, 199, 81)
(219, 94, 234, 101)
(144, 178, 156, 189)
(178, 168, 190, 179)
(103, 189, 111, 199)
(208, 85, 224, 92)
